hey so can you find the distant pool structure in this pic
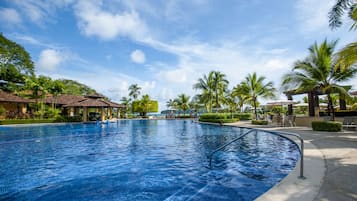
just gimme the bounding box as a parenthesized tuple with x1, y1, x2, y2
(0, 120, 299, 201)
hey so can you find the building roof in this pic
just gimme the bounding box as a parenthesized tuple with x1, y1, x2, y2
(45, 94, 86, 105)
(0, 90, 34, 103)
(351, 91, 357, 96)
(61, 95, 125, 108)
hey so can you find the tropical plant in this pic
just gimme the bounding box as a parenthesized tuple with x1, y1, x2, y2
(282, 40, 357, 120)
(211, 71, 229, 108)
(328, 0, 357, 30)
(231, 84, 250, 112)
(174, 94, 190, 116)
(132, 94, 158, 117)
(0, 33, 35, 91)
(129, 84, 141, 100)
(193, 71, 228, 112)
(223, 92, 238, 119)
(48, 79, 64, 109)
(328, 1, 357, 71)
(241, 72, 276, 120)
(120, 96, 131, 117)
(166, 99, 176, 109)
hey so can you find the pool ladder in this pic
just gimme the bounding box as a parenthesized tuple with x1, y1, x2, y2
(207, 128, 305, 179)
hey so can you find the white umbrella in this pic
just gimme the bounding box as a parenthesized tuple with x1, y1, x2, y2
(267, 100, 297, 106)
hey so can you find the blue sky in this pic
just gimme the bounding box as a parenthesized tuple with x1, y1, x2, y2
(0, 0, 356, 111)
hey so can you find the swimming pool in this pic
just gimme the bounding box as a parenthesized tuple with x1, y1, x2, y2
(0, 120, 299, 201)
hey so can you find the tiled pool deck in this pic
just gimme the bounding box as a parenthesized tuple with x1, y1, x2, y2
(225, 121, 357, 201)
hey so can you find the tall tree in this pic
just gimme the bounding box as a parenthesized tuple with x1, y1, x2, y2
(166, 99, 176, 109)
(0, 33, 34, 91)
(231, 84, 250, 112)
(329, 1, 357, 71)
(282, 40, 357, 120)
(193, 71, 228, 112)
(241, 72, 276, 120)
(174, 94, 190, 116)
(211, 71, 229, 109)
(120, 96, 131, 117)
(48, 79, 64, 109)
(129, 84, 141, 100)
(193, 73, 214, 112)
(328, 0, 357, 30)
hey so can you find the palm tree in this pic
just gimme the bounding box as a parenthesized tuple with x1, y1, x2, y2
(48, 79, 64, 109)
(232, 84, 250, 112)
(193, 71, 228, 112)
(174, 94, 190, 116)
(241, 72, 276, 120)
(282, 40, 357, 120)
(224, 91, 238, 118)
(193, 72, 214, 112)
(128, 84, 141, 100)
(328, 1, 357, 71)
(120, 96, 131, 117)
(211, 71, 229, 108)
(328, 0, 356, 30)
(166, 99, 176, 109)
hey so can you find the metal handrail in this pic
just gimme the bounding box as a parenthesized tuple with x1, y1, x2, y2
(208, 128, 256, 167)
(207, 128, 305, 179)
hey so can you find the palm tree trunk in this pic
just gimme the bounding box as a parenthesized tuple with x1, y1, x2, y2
(327, 93, 335, 121)
(253, 100, 258, 120)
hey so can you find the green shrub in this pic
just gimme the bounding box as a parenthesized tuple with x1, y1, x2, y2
(0, 119, 57, 125)
(251, 120, 268, 125)
(0, 106, 6, 116)
(199, 113, 226, 120)
(311, 121, 342, 132)
(233, 113, 252, 120)
(55, 116, 82, 122)
(45, 108, 61, 119)
(199, 118, 239, 123)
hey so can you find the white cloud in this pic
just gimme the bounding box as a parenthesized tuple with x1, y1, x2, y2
(295, 0, 335, 33)
(74, 1, 147, 40)
(37, 49, 64, 71)
(8, 0, 74, 25)
(130, 50, 146, 64)
(0, 8, 22, 25)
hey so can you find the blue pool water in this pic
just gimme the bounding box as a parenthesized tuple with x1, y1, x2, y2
(0, 120, 299, 201)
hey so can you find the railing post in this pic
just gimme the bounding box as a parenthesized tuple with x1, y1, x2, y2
(299, 139, 305, 179)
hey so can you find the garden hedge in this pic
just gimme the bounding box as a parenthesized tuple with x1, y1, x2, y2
(199, 113, 240, 123)
(199, 118, 239, 124)
(311, 121, 342, 132)
(251, 120, 268, 125)
(0, 119, 57, 125)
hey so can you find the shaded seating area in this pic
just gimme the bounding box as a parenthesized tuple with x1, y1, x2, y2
(0, 90, 34, 119)
(62, 94, 125, 122)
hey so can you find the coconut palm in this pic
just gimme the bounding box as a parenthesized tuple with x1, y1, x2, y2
(282, 40, 357, 120)
(193, 71, 228, 112)
(329, 1, 357, 71)
(211, 71, 229, 108)
(224, 91, 238, 118)
(232, 84, 250, 112)
(328, 0, 357, 30)
(174, 94, 190, 116)
(128, 84, 141, 100)
(241, 72, 276, 120)
(166, 99, 176, 109)
(193, 72, 214, 112)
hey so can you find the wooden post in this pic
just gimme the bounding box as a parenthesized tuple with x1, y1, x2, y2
(101, 107, 105, 121)
(83, 107, 88, 122)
